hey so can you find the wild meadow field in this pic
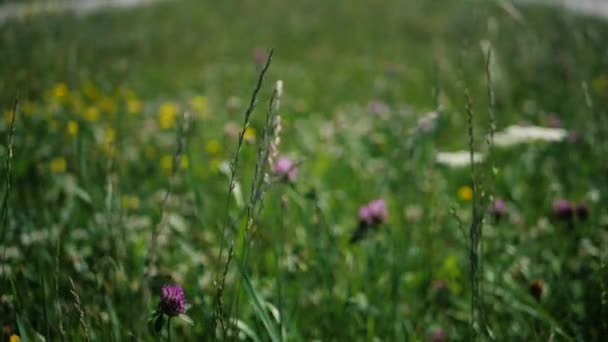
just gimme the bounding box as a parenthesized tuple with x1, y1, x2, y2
(0, 0, 607, 340)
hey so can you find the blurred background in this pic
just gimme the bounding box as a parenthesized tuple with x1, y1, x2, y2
(0, 0, 607, 340)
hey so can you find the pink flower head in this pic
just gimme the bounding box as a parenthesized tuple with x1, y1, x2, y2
(159, 284, 186, 317)
(553, 198, 574, 221)
(431, 328, 446, 342)
(358, 198, 387, 226)
(490, 199, 507, 220)
(274, 157, 298, 183)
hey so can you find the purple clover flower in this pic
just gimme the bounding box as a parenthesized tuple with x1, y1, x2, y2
(358, 198, 388, 225)
(159, 284, 186, 317)
(274, 157, 298, 183)
(490, 199, 507, 220)
(552, 199, 574, 221)
(431, 328, 447, 342)
(351, 198, 388, 243)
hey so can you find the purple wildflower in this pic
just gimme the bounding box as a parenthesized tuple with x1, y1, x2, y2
(431, 328, 447, 342)
(351, 198, 388, 243)
(552, 199, 574, 221)
(489, 199, 507, 220)
(367, 100, 390, 117)
(273, 157, 298, 183)
(159, 284, 186, 317)
(358, 199, 387, 225)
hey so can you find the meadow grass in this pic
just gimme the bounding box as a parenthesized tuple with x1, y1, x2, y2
(0, 0, 607, 340)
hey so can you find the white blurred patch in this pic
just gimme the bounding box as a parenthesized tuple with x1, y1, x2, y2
(493, 125, 568, 147)
(436, 151, 485, 167)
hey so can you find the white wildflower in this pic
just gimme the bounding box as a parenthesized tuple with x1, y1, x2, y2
(494, 125, 568, 147)
(436, 151, 485, 167)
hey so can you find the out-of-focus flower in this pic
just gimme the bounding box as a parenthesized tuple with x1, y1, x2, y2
(127, 98, 142, 114)
(436, 151, 484, 168)
(367, 100, 390, 117)
(121, 195, 141, 210)
(273, 156, 298, 183)
(100, 97, 117, 114)
(3, 110, 14, 126)
(158, 284, 186, 317)
(83, 81, 100, 100)
(190, 95, 209, 118)
(529, 279, 544, 301)
(494, 125, 567, 147)
(431, 328, 446, 342)
(158, 102, 179, 129)
(417, 111, 439, 133)
(161, 155, 188, 173)
(489, 198, 507, 220)
(53, 83, 69, 101)
(84, 106, 100, 122)
(351, 198, 388, 243)
(457, 186, 473, 202)
(205, 139, 221, 155)
(10, 335, 20, 342)
(243, 127, 256, 142)
(67, 120, 79, 136)
(104, 127, 116, 144)
(552, 199, 574, 221)
(50, 157, 67, 173)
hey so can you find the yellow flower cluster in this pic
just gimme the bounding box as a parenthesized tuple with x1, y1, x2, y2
(158, 102, 179, 129)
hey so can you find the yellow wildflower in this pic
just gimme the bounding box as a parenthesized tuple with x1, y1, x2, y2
(160, 154, 188, 172)
(127, 99, 143, 114)
(100, 97, 117, 114)
(10, 334, 20, 342)
(3, 110, 14, 126)
(158, 102, 179, 129)
(180, 155, 189, 169)
(190, 95, 209, 118)
(121, 195, 141, 210)
(160, 155, 173, 172)
(243, 127, 256, 142)
(53, 83, 69, 101)
(457, 185, 473, 201)
(205, 139, 221, 155)
(50, 157, 67, 173)
(67, 120, 79, 136)
(84, 107, 100, 122)
(104, 127, 116, 144)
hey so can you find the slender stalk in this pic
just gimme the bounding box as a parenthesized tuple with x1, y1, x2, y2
(465, 89, 484, 340)
(213, 48, 274, 336)
(1, 97, 18, 291)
